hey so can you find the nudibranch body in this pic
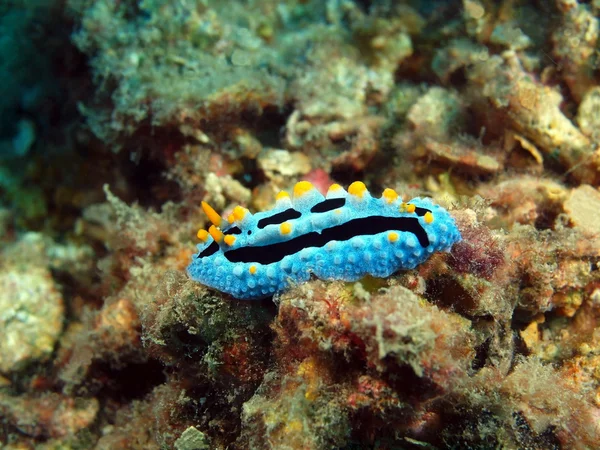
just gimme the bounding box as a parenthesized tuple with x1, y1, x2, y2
(187, 181, 461, 300)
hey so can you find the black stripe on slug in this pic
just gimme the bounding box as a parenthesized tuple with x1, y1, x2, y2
(257, 208, 302, 229)
(310, 198, 346, 213)
(414, 207, 431, 217)
(225, 216, 429, 265)
(224, 226, 242, 235)
(197, 241, 220, 258)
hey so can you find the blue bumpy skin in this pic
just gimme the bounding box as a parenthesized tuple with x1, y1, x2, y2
(187, 181, 461, 300)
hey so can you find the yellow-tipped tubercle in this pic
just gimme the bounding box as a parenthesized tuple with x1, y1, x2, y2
(328, 183, 342, 193)
(382, 188, 399, 204)
(424, 211, 434, 224)
(348, 181, 367, 198)
(280, 222, 292, 235)
(201, 201, 222, 227)
(293, 181, 314, 198)
(233, 205, 248, 222)
(276, 191, 290, 201)
(224, 235, 236, 246)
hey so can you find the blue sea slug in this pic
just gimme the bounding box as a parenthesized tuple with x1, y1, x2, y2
(187, 181, 461, 299)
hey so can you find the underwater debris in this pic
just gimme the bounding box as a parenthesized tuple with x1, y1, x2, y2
(576, 87, 600, 140)
(552, 0, 599, 103)
(0, 392, 99, 439)
(467, 52, 599, 184)
(257, 148, 312, 182)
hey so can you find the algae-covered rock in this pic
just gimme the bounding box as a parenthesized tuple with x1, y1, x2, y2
(576, 86, 600, 139)
(174, 426, 210, 450)
(0, 392, 98, 439)
(564, 184, 600, 236)
(407, 87, 464, 140)
(0, 265, 64, 373)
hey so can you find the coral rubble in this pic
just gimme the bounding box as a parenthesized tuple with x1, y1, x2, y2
(3, 0, 600, 448)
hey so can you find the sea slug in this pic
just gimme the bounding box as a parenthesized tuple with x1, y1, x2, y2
(187, 181, 461, 299)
